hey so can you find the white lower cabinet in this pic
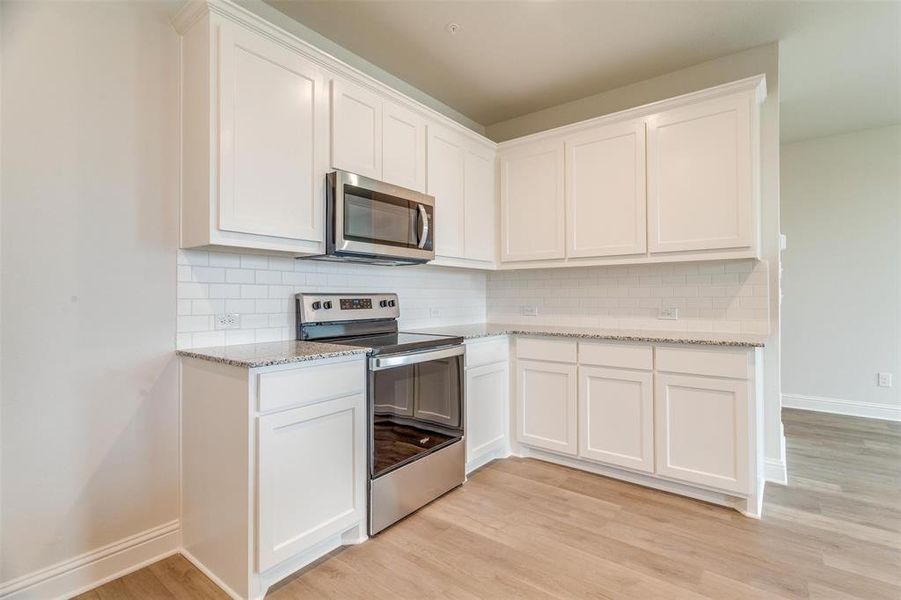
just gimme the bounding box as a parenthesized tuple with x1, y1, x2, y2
(515, 359, 578, 456)
(578, 366, 654, 473)
(465, 361, 509, 469)
(181, 355, 367, 600)
(654, 373, 750, 494)
(257, 393, 365, 572)
(513, 337, 760, 515)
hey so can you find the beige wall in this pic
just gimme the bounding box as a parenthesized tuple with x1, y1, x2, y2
(781, 125, 901, 415)
(1, 0, 180, 584)
(486, 43, 785, 478)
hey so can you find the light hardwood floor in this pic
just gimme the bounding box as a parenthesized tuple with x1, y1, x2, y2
(78, 409, 901, 599)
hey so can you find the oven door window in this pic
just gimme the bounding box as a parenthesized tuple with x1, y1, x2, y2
(343, 185, 432, 250)
(371, 354, 462, 478)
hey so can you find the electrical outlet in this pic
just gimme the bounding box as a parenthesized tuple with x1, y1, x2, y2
(658, 307, 679, 320)
(429, 308, 441, 318)
(878, 372, 893, 388)
(521, 305, 538, 317)
(215, 313, 240, 330)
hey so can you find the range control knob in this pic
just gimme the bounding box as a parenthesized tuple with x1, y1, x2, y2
(379, 300, 388, 308)
(322, 301, 333, 310)
(311, 301, 321, 310)
(388, 300, 396, 307)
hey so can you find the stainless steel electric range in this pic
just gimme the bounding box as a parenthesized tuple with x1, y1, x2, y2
(296, 292, 465, 535)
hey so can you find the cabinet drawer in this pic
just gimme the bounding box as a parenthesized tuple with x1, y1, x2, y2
(516, 337, 577, 363)
(257, 358, 365, 413)
(579, 342, 652, 370)
(465, 336, 509, 368)
(655, 346, 749, 379)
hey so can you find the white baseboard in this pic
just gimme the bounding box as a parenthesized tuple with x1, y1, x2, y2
(0, 520, 180, 600)
(765, 458, 787, 485)
(783, 393, 901, 422)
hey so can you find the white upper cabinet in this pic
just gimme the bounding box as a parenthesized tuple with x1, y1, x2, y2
(565, 120, 647, 258)
(463, 146, 497, 263)
(330, 79, 382, 179)
(180, 14, 328, 254)
(382, 101, 426, 192)
(427, 125, 466, 258)
(499, 140, 565, 262)
(647, 93, 754, 254)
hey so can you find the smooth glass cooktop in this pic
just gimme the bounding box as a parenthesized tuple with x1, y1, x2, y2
(323, 332, 463, 355)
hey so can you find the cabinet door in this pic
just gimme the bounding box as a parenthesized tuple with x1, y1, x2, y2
(427, 125, 465, 258)
(578, 366, 653, 472)
(515, 360, 577, 455)
(565, 120, 647, 258)
(218, 22, 327, 242)
(382, 101, 426, 192)
(463, 146, 497, 263)
(654, 373, 750, 494)
(499, 141, 565, 262)
(257, 394, 365, 572)
(647, 94, 753, 253)
(331, 78, 382, 179)
(466, 362, 509, 464)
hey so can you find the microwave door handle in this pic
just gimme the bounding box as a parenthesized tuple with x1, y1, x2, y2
(417, 204, 430, 249)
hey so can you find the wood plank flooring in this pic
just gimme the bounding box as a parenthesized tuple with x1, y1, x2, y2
(78, 409, 901, 599)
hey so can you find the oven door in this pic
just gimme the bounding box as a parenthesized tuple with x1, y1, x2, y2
(369, 345, 463, 478)
(329, 170, 435, 262)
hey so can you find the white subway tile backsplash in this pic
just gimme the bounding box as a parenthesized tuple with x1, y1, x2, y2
(177, 251, 488, 349)
(176, 252, 769, 349)
(486, 259, 769, 333)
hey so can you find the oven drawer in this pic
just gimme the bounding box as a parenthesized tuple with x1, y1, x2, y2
(256, 358, 365, 413)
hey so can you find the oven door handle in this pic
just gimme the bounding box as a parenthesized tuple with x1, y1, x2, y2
(417, 204, 430, 249)
(370, 345, 463, 371)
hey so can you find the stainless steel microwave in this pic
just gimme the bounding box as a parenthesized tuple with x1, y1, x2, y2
(318, 170, 435, 266)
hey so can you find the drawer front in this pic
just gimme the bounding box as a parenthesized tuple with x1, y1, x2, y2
(655, 346, 749, 380)
(257, 358, 365, 413)
(579, 342, 653, 370)
(516, 337, 577, 363)
(465, 336, 509, 369)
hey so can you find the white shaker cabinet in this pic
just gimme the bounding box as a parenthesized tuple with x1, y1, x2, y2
(181, 355, 367, 599)
(330, 79, 382, 179)
(499, 140, 565, 262)
(647, 93, 755, 254)
(515, 359, 578, 456)
(382, 101, 426, 192)
(427, 125, 466, 258)
(464, 337, 510, 472)
(331, 78, 427, 192)
(466, 362, 510, 470)
(654, 372, 751, 494)
(578, 366, 654, 473)
(257, 393, 366, 572)
(565, 120, 647, 258)
(463, 146, 497, 263)
(179, 13, 329, 254)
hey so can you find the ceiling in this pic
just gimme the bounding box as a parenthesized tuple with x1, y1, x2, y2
(265, 1, 901, 142)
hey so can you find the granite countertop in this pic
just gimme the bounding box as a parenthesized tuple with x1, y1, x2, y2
(412, 323, 767, 348)
(176, 340, 370, 368)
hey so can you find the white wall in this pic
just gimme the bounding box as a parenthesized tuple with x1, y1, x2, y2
(487, 260, 769, 334)
(1, 0, 179, 590)
(176, 250, 487, 349)
(781, 125, 901, 418)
